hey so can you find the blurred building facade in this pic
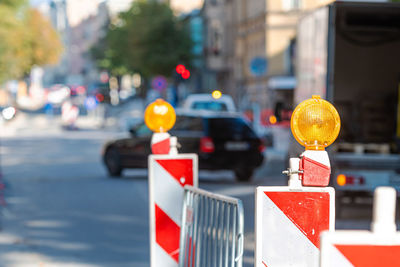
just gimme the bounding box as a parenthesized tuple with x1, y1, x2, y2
(39, 0, 136, 87)
(203, 0, 333, 111)
(40, 0, 203, 88)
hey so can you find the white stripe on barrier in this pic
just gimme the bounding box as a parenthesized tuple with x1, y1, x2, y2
(321, 237, 355, 267)
(320, 231, 400, 267)
(155, 240, 179, 267)
(260, 192, 318, 267)
(255, 186, 335, 267)
(302, 150, 330, 167)
(153, 161, 185, 225)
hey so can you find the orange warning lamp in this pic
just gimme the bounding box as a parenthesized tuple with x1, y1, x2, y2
(269, 115, 277, 125)
(144, 99, 176, 133)
(336, 174, 346, 186)
(291, 95, 340, 150)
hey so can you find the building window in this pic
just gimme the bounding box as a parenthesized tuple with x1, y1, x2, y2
(285, 38, 296, 75)
(283, 0, 301, 11)
(210, 20, 222, 56)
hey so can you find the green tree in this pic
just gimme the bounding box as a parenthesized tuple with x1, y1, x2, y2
(0, 4, 28, 82)
(93, 0, 192, 78)
(24, 9, 63, 73)
(0, 1, 62, 83)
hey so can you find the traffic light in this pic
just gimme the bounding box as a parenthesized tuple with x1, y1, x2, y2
(181, 69, 190, 79)
(176, 64, 190, 80)
(176, 64, 185, 74)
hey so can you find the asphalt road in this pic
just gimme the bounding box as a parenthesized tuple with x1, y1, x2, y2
(0, 112, 394, 267)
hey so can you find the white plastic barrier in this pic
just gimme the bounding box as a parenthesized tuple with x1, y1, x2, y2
(149, 153, 198, 267)
(320, 187, 400, 267)
(255, 158, 335, 267)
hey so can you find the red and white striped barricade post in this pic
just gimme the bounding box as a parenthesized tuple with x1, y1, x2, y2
(61, 101, 79, 128)
(255, 95, 341, 267)
(145, 99, 199, 267)
(320, 187, 400, 267)
(255, 158, 335, 267)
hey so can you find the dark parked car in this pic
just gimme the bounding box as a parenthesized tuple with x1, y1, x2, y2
(103, 112, 265, 181)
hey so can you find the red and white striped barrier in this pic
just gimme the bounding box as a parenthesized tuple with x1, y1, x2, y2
(149, 152, 198, 267)
(61, 102, 79, 126)
(320, 187, 400, 267)
(255, 158, 335, 267)
(151, 132, 171, 154)
(300, 150, 331, 186)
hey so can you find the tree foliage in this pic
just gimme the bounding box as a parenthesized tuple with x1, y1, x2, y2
(93, 0, 192, 78)
(24, 9, 63, 69)
(0, 1, 62, 83)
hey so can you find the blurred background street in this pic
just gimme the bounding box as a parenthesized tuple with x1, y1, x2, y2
(0, 99, 394, 266)
(0, 0, 400, 266)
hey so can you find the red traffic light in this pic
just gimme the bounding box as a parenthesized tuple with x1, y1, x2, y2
(182, 69, 190, 79)
(176, 64, 186, 74)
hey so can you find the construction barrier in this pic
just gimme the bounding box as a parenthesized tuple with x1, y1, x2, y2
(320, 187, 400, 267)
(149, 154, 198, 267)
(255, 158, 335, 267)
(179, 185, 244, 267)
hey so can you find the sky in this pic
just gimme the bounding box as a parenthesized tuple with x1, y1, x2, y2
(30, 0, 50, 6)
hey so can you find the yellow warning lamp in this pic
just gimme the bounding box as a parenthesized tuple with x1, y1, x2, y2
(144, 99, 176, 133)
(291, 95, 340, 150)
(212, 90, 222, 99)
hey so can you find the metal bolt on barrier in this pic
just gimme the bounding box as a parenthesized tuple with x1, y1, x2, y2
(179, 185, 244, 267)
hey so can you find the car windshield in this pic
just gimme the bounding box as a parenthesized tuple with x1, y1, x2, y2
(208, 117, 257, 139)
(192, 102, 228, 111)
(135, 123, 152, 137)
(172, 116, 203, 131)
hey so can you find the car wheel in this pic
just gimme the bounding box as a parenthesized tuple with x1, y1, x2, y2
(105, 148, 122, 177)
(234, 168, 254, 182)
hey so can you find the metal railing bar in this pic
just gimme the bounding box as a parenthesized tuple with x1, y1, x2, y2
(184, 186, 240, 205)
(231, 207, 237, 267)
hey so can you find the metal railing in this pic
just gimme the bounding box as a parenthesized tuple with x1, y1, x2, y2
(179, 186, 244, 267)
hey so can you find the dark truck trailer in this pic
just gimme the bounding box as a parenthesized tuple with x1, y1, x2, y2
(294, 2, 400, 205)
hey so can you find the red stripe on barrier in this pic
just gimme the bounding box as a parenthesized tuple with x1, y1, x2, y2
(156, 159, 193, 187)
(152, 138, 170, 154)
(335, 245, 400, 267)
(155, 204, 180, 263)
(265, 192, 330, 248)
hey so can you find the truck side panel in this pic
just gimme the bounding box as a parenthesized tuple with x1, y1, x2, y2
(295, 6, 329, 105)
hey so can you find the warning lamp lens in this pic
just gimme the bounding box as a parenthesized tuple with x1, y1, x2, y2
(144, 99, 176, 133)
(212, 90, 222, 99)
(291, 95, 340, 150)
